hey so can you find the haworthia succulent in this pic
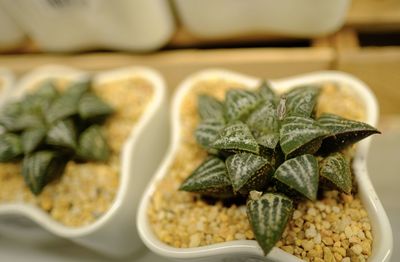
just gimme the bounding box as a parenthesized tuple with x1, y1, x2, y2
(246, 100, 279, 149)
(274, 154, 319, 201)
(64, 79, 91, 97)
(179, 156, 233, 197)
(22, 151, 67, 195)
(0, 133, 22, 162)
(224, 89, 260, 122)
(259, 81, 277, 104)
(15, 112, 45, 131)
(46, 119, 77, 149)
(34, 80, 59, 99)
(46, 93, 80, 123)
(0, 102, 21, 131)
(21, 128, 47, 154)
(78, 93, 114, 120)
(247, 192, 293, 255)
(77, 125, 109, 161)
(279, 116, 329, 157)
(198, 94, 225, 122)
(226, 152, 270, 194)
(320, 152, 352, 194)
(318, 113, 380, 153)
(211, 121, 259, 154)
(195, 119, 225, 151)
(284, 86, 319, 118)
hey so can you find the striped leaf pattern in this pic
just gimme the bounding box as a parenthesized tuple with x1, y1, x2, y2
(198, 94, 225, 122)
(226, 152, 270, 193)
(247, 100, 279, 149)
(22, 151, 67, 195)
(22, 128, 46, 154)
(195, 119, 225, 151)
(320, 152, 352, 194)
(224, 89, 260, 122)
(280, 116, 329, 157)
(0, 133, 22, 162)
(318, 113, 380, 153)
(79, 93, 114, 120)
(285, 86, 319, 117)
(180, 156, 233, 197)
(211, 121, 259, 154)
(46, 119, 77, 149)
(77, 125, 110, 161)
(274, 154, 319, 200)
(46, 93, 80, 123)
(247, 192, 293, 255)
(259, 81, 277, 104)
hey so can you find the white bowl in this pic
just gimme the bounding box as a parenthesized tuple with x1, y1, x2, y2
(137, 69, 393, 262)
(173, 0, 350, 39)
(0, 65, 169, 257)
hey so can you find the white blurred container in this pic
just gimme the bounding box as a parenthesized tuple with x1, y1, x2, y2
(173, 0, 350, 39)
(0, 6, 25, 50)
(0, 0, 175, 52)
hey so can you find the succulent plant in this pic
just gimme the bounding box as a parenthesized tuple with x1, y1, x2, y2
(0, 79, 113, 195)
(180, 81, 380, 255)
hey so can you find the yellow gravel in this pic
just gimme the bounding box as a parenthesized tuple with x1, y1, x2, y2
(0, 77, 153, 227)
(148, 79, 372, 261)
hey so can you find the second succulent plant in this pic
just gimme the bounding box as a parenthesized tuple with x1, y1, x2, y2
(180, 82, 380, 255)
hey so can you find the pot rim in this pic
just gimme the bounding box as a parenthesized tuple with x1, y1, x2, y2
(0, 64, 166, 238)
(137, 69, 393, 261)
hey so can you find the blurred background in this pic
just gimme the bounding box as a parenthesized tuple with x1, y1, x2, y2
(0, 0, 399, 261)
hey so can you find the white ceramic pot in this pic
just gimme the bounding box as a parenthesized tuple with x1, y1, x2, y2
(174, 0, 350, 39)
(137, 69, 393, 262)
(0, 65, 169, 257)
(0, 0, 175, 52)
(0, 68, 14, 107)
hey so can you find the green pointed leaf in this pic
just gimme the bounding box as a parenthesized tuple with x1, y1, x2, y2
(22, 151, 67, 195)
(259, 80, 277, 104)
(15, 112, 45, 130)
(279, 116, 329, 157)
(284, 86, 319, 117)
(198, 94, 225, 122)
(179, 156, 233, 198)
(274, 154, 319, 200)
(21, 128, 47, 154)
(320, 152, 352, 194)
(247, 100, 279, 149)
(224, 89, 260, 122)
(211, 121, 259, 154)
(34, 80, 59, 99)
(77, 125, 110, 161)
(195, 119, 225, 151)
(78, 93, 113, 120)
(46, 80, 90, 123)
(318, 113, 381, 153)
(46, 119, 77, 149)
(0, 102, 22, 131)
(226, 152, 271, 194)
(0, 133, 22, 162)
(247, 192, 293, 255)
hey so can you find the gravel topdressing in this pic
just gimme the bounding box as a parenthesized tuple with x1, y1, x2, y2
(148, 78, 372, 262)
(0, 77, 153, 227)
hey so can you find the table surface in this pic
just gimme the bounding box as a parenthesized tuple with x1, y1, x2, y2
(0, 117, 399, 262)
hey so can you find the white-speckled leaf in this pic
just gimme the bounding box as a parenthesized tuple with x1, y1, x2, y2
(46, 119, 77, 149)
(284, 86, 319, 117)
(180, 156, 233, 197)
(247, 192, 293, 255)
(198, 94, 225, 122)
(22, 128, 46, 154)
(22, 151, 67, 195)
(224, 89, 260, 122)
(211, 121, 259, 154)
(318, 113, 380, 153)
(195, 119, 225, 151)
(78, 93, 113, 120)
(77, 125, 110, 161)
(274, 154, 319, 200)
(247, 100, 279, 149)
(0, 133, 22, 162)
(280, 116, 329, 157)
(320, 152, 352, 194)
(226, 152, 269, 193)
(259, 81, 277, 104)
